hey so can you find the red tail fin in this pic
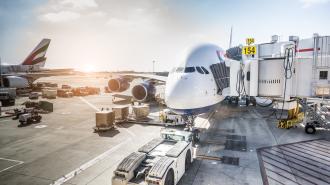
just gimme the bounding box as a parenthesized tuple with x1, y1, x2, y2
(21, 38, 51, 66)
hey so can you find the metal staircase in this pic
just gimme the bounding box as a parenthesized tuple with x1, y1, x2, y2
(297, 98, 329, 132)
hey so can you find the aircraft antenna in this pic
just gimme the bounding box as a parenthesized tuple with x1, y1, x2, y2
(229, 26, 233, 48)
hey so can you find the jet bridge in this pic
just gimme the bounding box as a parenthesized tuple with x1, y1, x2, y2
(211, 59, 240, 96)
(210, 63, 230, 94)
(228, 34, 330, 132)
(240, 34, 330, 99)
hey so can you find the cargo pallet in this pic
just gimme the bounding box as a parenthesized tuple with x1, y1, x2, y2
(93, 125, 114, 132)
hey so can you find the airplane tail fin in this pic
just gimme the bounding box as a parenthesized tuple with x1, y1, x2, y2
(21, 38, 51, 67)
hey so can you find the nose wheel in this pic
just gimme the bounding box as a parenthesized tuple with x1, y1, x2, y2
(183, 115, 196, 128)
(183, 115, 200, 144)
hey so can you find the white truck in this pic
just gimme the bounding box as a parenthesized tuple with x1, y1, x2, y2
(0, 88, 16, 106)
(112, 129, 194, 185)
(159, 109, 185, 126)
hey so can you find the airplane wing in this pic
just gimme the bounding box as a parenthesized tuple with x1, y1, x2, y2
(2, 70, 75, 82)
(112, 93, 132, 100)
(108, 73, 167, 103)
(116, 73, 167, 85)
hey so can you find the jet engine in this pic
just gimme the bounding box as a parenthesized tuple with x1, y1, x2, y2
(2, 76, 29, 88)
(132, 81, 156, 102)
(108, 78, 130, 92)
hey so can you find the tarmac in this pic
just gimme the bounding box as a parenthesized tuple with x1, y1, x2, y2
(0, 75, 329, 185)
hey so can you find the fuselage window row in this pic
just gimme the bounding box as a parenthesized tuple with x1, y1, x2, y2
(171, 66, 210, 74)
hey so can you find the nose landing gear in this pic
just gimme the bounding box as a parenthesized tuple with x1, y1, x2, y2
(182, 115, 200, 144)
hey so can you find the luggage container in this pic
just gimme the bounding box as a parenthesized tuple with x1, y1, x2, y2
(94, 110, 115, 131)
(112, 106, 129, 121)
(132, 105, 149, 119)
(42, 88, 57, 99)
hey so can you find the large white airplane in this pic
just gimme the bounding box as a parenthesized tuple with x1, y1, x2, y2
(108, 44, 232, 121)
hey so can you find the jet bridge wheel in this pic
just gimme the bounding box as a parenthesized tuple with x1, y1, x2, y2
(305, 123, 316, 134)
(164, 168, 174, 185)
(185, 150, 192, 170)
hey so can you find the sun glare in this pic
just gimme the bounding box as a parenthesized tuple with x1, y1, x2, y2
(79, 64, 96, 73)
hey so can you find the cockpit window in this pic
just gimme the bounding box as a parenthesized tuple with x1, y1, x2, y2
(170, 68, 176, 73)
(201, 66, 209, 74)
(184, 67, 195, 73)
(196, 66, 204, 74)
(176, 67, 184, 73)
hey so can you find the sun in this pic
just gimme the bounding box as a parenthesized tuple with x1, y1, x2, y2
(79, 64, 96, 73)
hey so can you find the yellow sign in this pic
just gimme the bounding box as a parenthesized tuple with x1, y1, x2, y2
(246, 38, 255, 45)
(242, 46, 256, 55)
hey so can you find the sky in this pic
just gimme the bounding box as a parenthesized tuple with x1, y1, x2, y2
(0, 0, 329, 72)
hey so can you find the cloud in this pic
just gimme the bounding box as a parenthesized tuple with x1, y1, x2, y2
(60, 0, 98, 9)
(89, 11, 106, 17)
(40, 11, 81, 23)
(106, 17, 135, 27)
(300, 0, 330, 8)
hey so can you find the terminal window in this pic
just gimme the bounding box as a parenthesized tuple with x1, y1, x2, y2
(319, 71, 328, 80)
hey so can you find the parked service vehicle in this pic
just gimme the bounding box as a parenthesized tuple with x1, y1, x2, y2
(18, 111, 42, 126)
(42, 89, 57, 99)
(12, 108, 34, 120)
(0, 88, 16, 106)
(29, 92, 39, 100)
(112, 129, 194, 185)
(160, 109, 185, 126)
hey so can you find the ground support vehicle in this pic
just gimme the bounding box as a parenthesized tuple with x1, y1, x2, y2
(0, 88, 16, 106)
(298, 99, 330, 134)
(159, 109, 185, 126)
(112, 129, 194, 185)
(18, 111, 42, 126)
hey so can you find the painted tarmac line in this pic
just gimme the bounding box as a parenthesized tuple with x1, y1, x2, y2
(79, 97, 100, 111)
(0, 157, 24, 173)
(79, 97, 137, 137)
(50, 138, 131, 185)
(0, 119, 11, 123)
(116, 125, 136, 137)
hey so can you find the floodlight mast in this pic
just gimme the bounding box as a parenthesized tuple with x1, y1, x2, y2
(0, 57, 3, 87)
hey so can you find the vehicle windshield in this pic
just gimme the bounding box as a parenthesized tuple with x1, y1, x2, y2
(161, 134, 185, 141)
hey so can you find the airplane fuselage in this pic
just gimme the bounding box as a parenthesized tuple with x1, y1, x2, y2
(1, 64, 42, 74)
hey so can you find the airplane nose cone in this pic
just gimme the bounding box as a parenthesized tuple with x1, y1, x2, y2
(165, 76, 185, 106)
(165, 74, 200, 110)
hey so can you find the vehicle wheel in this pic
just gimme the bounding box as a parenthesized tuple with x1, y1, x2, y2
(246, 98, 250, 106)
(1, 100, 9, 106)
(185, 150, 192, 171)
(193, 129, 200, 142)
(36, 116, 41, 122)
(305, 124, 316, 134)
(164, 169, 174, 185)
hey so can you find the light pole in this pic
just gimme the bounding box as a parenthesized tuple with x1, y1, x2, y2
(152, 60, 155, 74)
(0, 57, 2, 87)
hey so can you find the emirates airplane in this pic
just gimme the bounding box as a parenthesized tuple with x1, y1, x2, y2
(108, 44, 232, 120)
(1, 39, 73, 88)
(1, 39, 51, 74)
